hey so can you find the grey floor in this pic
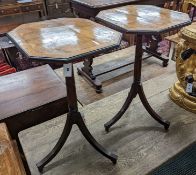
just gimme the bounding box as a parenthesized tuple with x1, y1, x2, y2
(19, 72, 196, 175)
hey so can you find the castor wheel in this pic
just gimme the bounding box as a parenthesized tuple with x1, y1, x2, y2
(90, 75, 96, 80)
(37, 164, 44, 173)
(77, 70, 82, 75)
(164, 120, 170, 130)
(162, 61, 169, 67)
(104, 124, 110, 133)
(112, 159, 117, 165)
(110, 154, 118, 165)
(95, 87, 102, 93)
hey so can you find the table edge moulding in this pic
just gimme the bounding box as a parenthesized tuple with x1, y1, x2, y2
(96, 5, 192, 35)
(7, 18, 122, 64)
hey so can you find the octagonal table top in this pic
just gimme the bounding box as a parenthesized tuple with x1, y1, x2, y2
(7, 18, 122, 63)
(96, 5, 191, 34)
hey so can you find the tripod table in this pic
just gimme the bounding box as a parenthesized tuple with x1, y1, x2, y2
(96, 5, 192, 132)
(7, 18, 122, 172)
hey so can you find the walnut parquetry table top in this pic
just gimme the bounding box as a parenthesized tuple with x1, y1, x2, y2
(96, 5, 191, 34)
(8, 18, 122, 63)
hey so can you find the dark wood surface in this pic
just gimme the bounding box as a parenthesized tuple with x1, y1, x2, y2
(71, 0, 175, 18)
(44, 0, 73, 18)
(0, 64, 68, 139)
(96, 5, 191, 35)
(0, 64, 66, 120)
(8, 18, 122, 63)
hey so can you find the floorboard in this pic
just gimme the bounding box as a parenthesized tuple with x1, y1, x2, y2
(19, 72, 196, 175)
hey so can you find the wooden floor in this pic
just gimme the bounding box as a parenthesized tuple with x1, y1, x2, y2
(19, 71, 196, 175)
(0, 123, 26, 175)
(56, 46, 175, 105)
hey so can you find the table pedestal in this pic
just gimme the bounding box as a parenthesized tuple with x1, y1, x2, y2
(77, 58, 102, 93)
(104, 34, 170, 132)
(36, 64, 117, 173)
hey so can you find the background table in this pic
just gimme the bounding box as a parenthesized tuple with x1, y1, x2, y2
(0, 0, 45, 19)
(8, 18, 122, 173)
(96, 5, 191, 131)
(71, 0, 177, 18)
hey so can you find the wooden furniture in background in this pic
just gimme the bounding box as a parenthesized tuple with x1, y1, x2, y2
(8, 17, 122, 173)
(0, 123, 26, 175)
(0, 0, 45, 36)
(44, 0, 73, 18)
(0, 64, 68, 140)
(96, 5, 191, 132)
(0, 0, 45, 18)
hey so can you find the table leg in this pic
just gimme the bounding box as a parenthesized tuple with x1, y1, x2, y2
(104, 34, 170, 132)
(77, 58, 102, 93)
(37, 64, 117, 173)
(144, 35, 169, 67)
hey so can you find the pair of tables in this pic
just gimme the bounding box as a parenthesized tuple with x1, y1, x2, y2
(8, 5, 191, 173)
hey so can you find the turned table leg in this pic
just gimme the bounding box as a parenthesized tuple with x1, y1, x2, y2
(144, 35, 169, 67)
(77, 58, 102, 93)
